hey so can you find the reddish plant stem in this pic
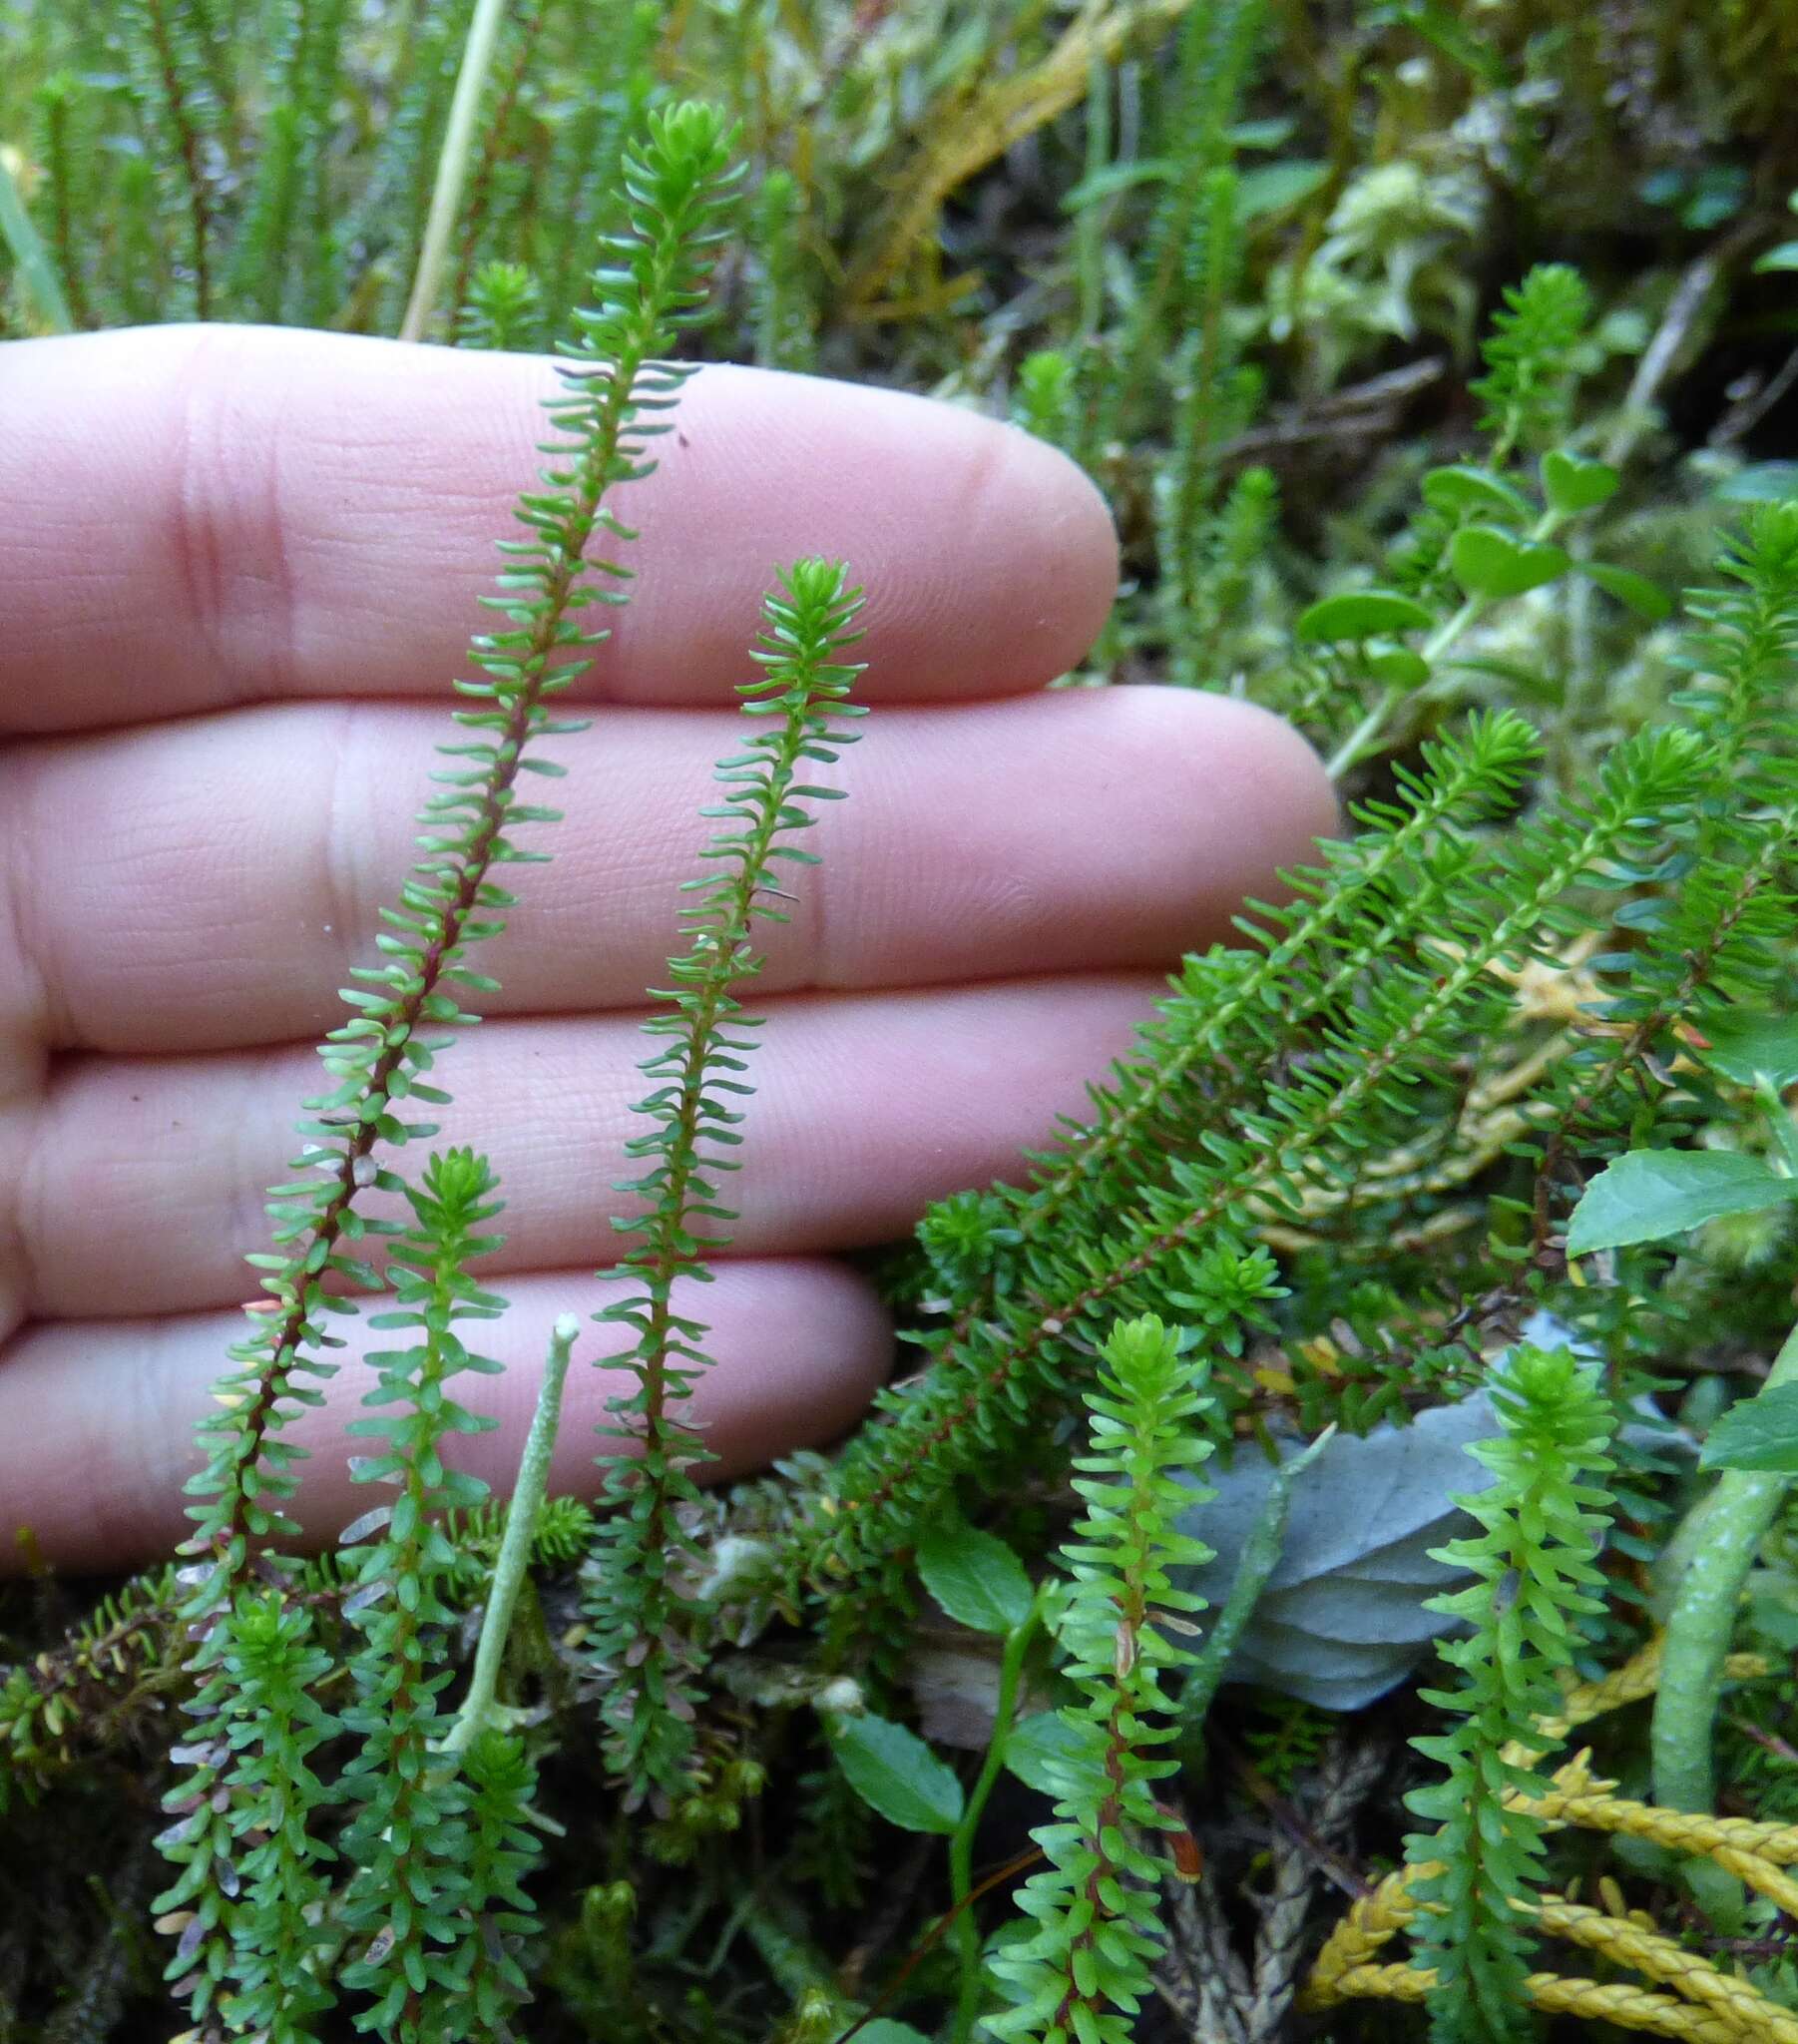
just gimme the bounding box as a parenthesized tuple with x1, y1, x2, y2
(139, 0, 214, 316)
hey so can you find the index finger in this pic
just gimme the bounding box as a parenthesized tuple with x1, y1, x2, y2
(0, 324, 1118, 735)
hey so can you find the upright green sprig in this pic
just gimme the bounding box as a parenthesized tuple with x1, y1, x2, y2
(214, 1595, 339, 2044)
(151, 1591, 339, 2038)
(583, 559, 866, 1795)
(456, 1728, 546, 2029)
(748, 166, 817, 371)
(1470, 263, 1592, 464)
(177, 98, 743, 1622)
(987, 1315, 1214, 2044)
(333, 1148, 508, 2044)
(222, 0, 348, 323)
(1403, 1344, 1617, 2044)
(158, 106, 741, 2024)
(535, 0, 663, 339)
(1110, 0, 1265, 432)
(775, 719, 1708, 1589)
(457, 256, 543, 349)
(1677, 499, 1798, 798)
(1011, 349, 1079, 453)
(27, 73, 90, 329)
(1527, 503, 1798, 1242)
(117, 0, 225, 316)
(1158, 163, 1255, 686)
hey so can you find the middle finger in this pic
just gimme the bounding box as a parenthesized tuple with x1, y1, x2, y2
(18, 976, 1160, 1319)
(4, 688, 1332, 1054)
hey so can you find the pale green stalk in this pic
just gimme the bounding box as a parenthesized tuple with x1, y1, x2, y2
(399, 0, 510, 342)
(1074, 51, 1112, 344)
(1652, 1318, 1798, 1811)
(0, 148, 73, 333)
(437, 1312, 579, 1757)
(950, 1592, 1045, 2044)
(1177, 1425, 1333, 1758)
(1757, 1074, 1798, 1178)
(1326, 508, 1567, 781)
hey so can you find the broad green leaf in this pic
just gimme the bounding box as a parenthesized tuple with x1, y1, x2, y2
(1754, 240, 1798, 273)
(0, 150, 73, 334)
(858, 2027, 932, 2044)
(918, 1521, 1034, 1635)
(1365, 646, 1431, 687)
(1420, 465, 1532, 521)
(1229, 117, 1300, 151)
(1540, 449, 1619, 514)
(1062, 159, 1171, 210)
(1389, 0, 1509, 87)
(1295, 590, 1434, 643)
(1236, 161, 1328, 220)
(1698, 1010, 1798, 1091)
(1566, 1149, 1798, 1257)
(1449, 525, 1571, 600)
(831, 1713, 964, 1834)
(1580, 562, 1672, 623)
(1700, 1384, 1798, 1472)
(1004, 1711, 1088, 1796)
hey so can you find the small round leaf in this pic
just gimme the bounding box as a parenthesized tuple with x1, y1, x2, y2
(1449, 525, 1571, 601)
(1365, 647, 1431, 687)
(918, 1522, 1034, 1635)
(1540, 450, 1619, 514)
(1004, 1711, 1089, 1796)
(1421, 465, 1532, 521)
(1295, 590, 1434, 644)
(831, 1713, 965, 1834)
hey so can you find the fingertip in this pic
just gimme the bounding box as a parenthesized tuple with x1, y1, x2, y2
(624, 364, 1120, 702)
(1207, 694, 1342, 869)
(948, 419, 1121, 691)
(1089, 687, 1339, 925)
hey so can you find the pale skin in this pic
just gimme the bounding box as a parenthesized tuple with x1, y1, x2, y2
(0, 324, 1336, 1574)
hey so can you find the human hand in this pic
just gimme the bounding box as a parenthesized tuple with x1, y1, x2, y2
(0, 325, 1334, 1572)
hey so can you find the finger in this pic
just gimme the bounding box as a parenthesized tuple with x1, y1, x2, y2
(0, 324, 1117, 736)
(0, 1261, 889, 1573)
(16, 977, 1158, 1320)
(4, 688, 1335, 1054)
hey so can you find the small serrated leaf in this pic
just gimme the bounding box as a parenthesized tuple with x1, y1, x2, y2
(1004, 1711, 1088, 1796)
(1700, 1384, 1798, 1473)
(830, 1713, 964, 1834)
(918, 1522, 1033, 1635)
(1567, 1149, 1798, 1257)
